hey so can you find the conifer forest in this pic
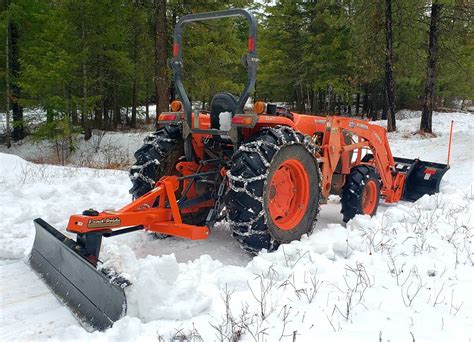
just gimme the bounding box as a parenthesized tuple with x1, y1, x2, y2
(1, 0, 473, 143)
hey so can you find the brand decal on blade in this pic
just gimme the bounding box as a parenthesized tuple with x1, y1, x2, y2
(87, 217, 121, 228)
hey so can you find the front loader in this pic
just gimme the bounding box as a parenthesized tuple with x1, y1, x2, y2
(29, 8, 450, 331)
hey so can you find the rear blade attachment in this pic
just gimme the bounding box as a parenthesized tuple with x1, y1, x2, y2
(393, 157, 449, 202)
(28, 218, 128, 331)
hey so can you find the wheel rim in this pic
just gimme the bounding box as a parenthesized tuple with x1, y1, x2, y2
(268, 159, 310, 231)
(362, 180, 378, 215)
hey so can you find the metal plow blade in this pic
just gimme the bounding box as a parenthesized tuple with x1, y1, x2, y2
(393, 157, 449, 202)
(29, 218, 127, 331)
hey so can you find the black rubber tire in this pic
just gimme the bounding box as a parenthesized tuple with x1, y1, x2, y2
(340, 165, 381, 223)
(226, 126, 321, 254)
(129, 123, 209, 225)
(129, 124, 184, 198)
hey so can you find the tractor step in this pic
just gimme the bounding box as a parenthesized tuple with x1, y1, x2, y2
(29, 218, 128, 331)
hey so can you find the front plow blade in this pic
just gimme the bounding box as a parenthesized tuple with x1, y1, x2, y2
(393, 157, 449, 202)
(29, 218, 127, 331)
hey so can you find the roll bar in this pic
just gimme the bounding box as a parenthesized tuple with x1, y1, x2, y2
(170, 8, 258, 133)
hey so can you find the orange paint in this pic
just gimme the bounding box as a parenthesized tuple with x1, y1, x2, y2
(268, 159, 309, 230)
(447, 120, 454, 166)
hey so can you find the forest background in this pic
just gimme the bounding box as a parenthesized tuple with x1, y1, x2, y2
(1, 0, 472, 146)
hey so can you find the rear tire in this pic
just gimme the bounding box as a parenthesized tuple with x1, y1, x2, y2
(129, 123, 209, 225)
(226, 126, 321, 254)
(340, 165, 380, 222)
(129, 124, 184, 198)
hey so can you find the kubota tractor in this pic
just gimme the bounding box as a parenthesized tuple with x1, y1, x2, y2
(29, 8, 449, 331)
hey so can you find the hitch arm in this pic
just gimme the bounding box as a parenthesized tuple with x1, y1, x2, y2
(66, 176, 209, 240)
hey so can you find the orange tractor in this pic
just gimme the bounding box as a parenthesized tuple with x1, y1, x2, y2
(30, 9, 449, 331)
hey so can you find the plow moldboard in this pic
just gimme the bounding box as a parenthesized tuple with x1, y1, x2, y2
(29, 218, 126, 331)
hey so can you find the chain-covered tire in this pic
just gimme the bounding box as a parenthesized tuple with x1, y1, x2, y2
(129, 124, 184, 198)
(129, 123, 209, 225)
(340, 165, 380, 223)
(226, 126, 321, 254)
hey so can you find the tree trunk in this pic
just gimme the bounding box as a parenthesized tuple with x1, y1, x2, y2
(131, 27, 138, 128)
(420, 2, 443, 134)
(318, 90, 324, 113)
(71, 82, 78, 125)
(355, 91, 360, 116)
(310, 89, 315, 113)
(102, 100, 108, 130)
(362, 83, 369, 118)
(131, 79, 137, 128)
(347, 93, 351, 116)
(81, 17, 91, 140)
(94, 107, 102, 129)
(5, 4, 11, 148)
(145, 82, 150, 123)
(154, 0, 169, 115)
(382, 90, 388, 120)
(113, 75, 120, 128)
(9, 22, 24, 141)
(384, 0, 396, 132)
(296, 83, 305, 113)
(64, 85, 73, 152)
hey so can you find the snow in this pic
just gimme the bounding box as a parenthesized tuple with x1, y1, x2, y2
(0, 111, 473, 341)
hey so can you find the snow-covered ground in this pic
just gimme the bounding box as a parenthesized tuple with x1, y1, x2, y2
(0, 112, 473, 341)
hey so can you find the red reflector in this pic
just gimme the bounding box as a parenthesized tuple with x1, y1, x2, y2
(248, 37, 255, 52)
(173, 43, 179, 57)
(158, 113, 177, 121)
(424, 168, 437, 175)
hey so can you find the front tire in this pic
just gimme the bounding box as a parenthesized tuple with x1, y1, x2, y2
(340, 165, 380, 222)
(226, 126, 321, 253)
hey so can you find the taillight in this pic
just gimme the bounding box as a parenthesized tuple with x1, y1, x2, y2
(173, 42, 179, 57)
(158, 113, 177, 121)
(231, 115, 256, 127)
(248, 36, 255, 52)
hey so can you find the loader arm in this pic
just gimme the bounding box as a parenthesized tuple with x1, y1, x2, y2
(319, 116, 403, 202)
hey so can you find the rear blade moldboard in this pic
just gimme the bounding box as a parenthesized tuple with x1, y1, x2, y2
(362, 154, 449, 202)
(29, 218, 127, 331)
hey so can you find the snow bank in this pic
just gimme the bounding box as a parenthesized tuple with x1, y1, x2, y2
(0, 153, 130, 260)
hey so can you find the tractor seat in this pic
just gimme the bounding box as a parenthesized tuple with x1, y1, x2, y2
(210, 92, 239, 130)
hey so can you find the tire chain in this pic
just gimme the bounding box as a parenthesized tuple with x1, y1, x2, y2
(226, 126, 322, 253)
(129, 131, 179, 187)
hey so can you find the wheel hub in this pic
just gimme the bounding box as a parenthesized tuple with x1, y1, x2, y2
(268, 159, 310, 231)
(362, 180, 377, 215)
